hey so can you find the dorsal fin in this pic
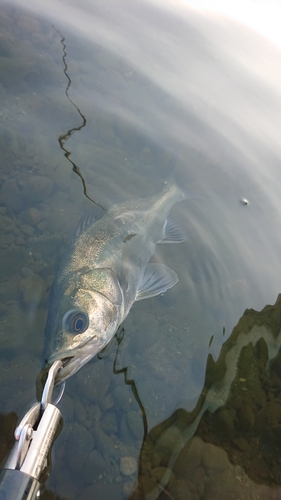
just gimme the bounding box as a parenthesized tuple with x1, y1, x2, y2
(74, 209, 103, 238)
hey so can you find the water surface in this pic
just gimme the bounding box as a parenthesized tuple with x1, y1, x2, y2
(0, 1, 281, 498)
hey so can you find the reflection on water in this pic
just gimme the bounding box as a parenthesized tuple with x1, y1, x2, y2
(130, 295, 281, 500)
(3, 292, 281, 499)
(113, 328, 148, 439)
(56, 27, 105, 211)
(1, 0, 281, 498)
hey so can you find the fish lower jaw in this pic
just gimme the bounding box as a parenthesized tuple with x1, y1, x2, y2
(53, 353, 94, 384)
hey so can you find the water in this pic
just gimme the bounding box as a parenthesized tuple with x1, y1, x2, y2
(0, 0, 281, 498)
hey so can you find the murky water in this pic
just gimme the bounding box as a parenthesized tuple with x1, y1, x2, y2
(1, 1, 281, 498)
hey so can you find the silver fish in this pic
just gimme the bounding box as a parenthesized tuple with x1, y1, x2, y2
(43, 176, 191, 383)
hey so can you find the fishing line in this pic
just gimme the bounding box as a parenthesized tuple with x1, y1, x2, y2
(54, 27, 105, 211)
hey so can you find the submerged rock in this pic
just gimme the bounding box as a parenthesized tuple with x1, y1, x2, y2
(19, 274, 46, 306)
(0, 246, 26, 281)
(66, 423, 95, 475)
(82, 449, 110, 483)
(120, 456, 138, 476)
(20, 175, 53, 205)
(127, 411, 143, 440)
(0, 179, 23, 211)
(21, 207, 41, 226)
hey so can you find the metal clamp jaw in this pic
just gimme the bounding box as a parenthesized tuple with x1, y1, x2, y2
(3, 361, 65, 482)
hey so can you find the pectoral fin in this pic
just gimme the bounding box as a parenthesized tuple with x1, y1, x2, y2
(136, 263, 178, 301)
(161, 216, 187, 243)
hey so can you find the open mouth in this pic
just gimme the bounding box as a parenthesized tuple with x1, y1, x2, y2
(54, 356, 76, 384)
(53, 352, 95, 384)
(61, 356, 73, 368)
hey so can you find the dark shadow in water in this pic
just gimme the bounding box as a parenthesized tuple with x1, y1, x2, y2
(0, 412, 18, 469)
(129, 294, 281, 499)
(55, 27, 105, 211)
(113, 327, 148, 438)
(98, 326, 148, 438)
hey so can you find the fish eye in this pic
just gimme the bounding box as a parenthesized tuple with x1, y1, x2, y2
(62, 309, 89, 334)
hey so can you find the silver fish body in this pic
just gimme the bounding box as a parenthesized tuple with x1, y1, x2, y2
(43, 176, 190, 383)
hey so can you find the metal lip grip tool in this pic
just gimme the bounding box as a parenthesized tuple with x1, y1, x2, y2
(0, 361, 64, 500)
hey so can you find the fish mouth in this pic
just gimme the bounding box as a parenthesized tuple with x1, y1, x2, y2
(50, 352, 95, 385)
(46, 334, 109, 384)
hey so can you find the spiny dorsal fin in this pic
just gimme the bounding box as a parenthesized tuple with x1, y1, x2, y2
(74, 210, 102, 238)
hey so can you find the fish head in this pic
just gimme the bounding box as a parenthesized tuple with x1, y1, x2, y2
(43, 267, 123, 384)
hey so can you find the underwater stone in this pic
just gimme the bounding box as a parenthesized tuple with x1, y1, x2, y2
(0, 178, 23, 211)
(232, 436, 251, 452)
(78, 483, 123, 500)
(81, 449, 109, 484)
(173, 436, 201, 480)
(20, 175, 53, 205)
(200, 441, 229, 472)
(66, 423, 95, 475)
(100, 392, 114, 412)
(20, 274, 46, 306)
(21, 223, 34, 237)
(46, 208, 74, 234)
(237, 403, 255, 431)
(76, 361, 110, 402)
(120, 456, 138, 476)
(47, 162, 72, 191)
(21, 207, 41, 226)
(89, 403, 102, 423)
(112, 385, 131, 410)
(131, 318, 159, 351)
(122, 481, 135, 497)
(133, 475, 157, 498)
(0, 33, 15, 57)
(166, 478, 196, 500)
(59, 393, 74, 423)
(102, 410, 118, 435)
(203, 465, 247, 500)
(0, 278, 18, 302)
(155, 425, 184, 457)
(55, 466, 79, 500)
(93, 421, 120, 462)
(74, 400, 92, 429)
(127, 410, 144, 440)
(150, 466, 174, 486)
(0, 245, 26, 281)
(21, 267, 33, 278)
